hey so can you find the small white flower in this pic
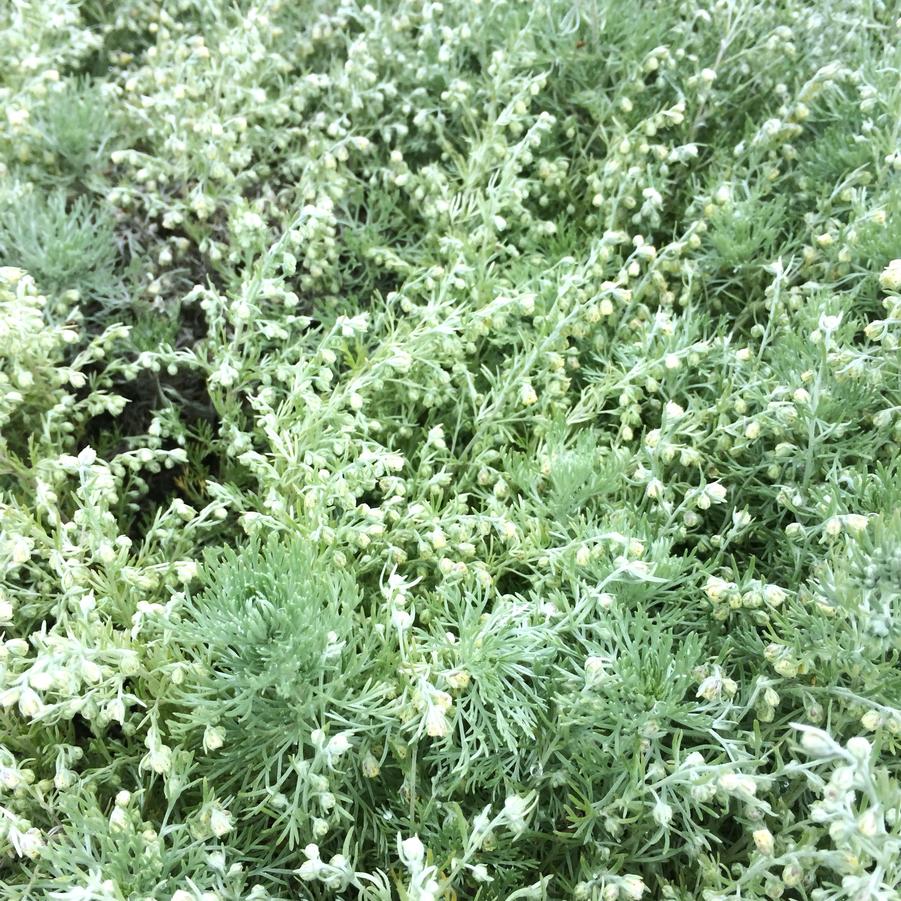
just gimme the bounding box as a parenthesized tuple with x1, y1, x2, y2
(681, 751, 705, 769)
(203, 725, 225, 752)
(326, 731, 353, 761)
(77, 446, 97, 467)
(142, 744, 172, 775)
(646, 478, 664, 499)
(718, 772, 757, 796)
(652, 799, 673, 827)
(470, 863, 492, 882)
(400, 834, 425, 865)
(0, 266, 26, 282)
(6, 639, 29, 657)
(6, 107, 30, 127)
(30, 670, 53, 691)
(585, 655, 610, 688)
(798, 726, 841, 758)
(392, 608, 414, 631)
(704, 576, 733, 602)
(844, 513, 869, 534)
(362, 753, 381, 778)
(520, 382, 538, 406)
(0, 688, 20, 709)
(176, 561, 199, 583)
(696, 672, 724, 702)
(621, 875, 647, 899)
(240, 211, 265, 231)
(878, 259, 901, 292)
(824, 515, 843, 537)
(732, 509, 752, 529)
(857, 807, 881, 838)
(297, 844, 323, 881)
(620, 558, 652, 578)
(384, 452, 405, 472)
(752, 827, 774, 855)
(861, 710, 882, 731)
(109, 806, 129, 832)
(81, 659, 103, 683)
(0, 766, 26, 790)
(209, 805, 233, 838)
(12, 826, 44, 860)
(18, 687, 43, 719)
(211, 360, 239, 388)
(503, 794, 532, 836)
(425, 692, 451, 738)
(11, 537, 33, 566)
(446, 669, 470, 690)
(818, 312, 843, 334)
(387, 349, 413, 373)
(426, 424, 446, 449)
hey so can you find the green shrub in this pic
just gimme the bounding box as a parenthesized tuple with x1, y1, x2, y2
(1, 1, 900, 899)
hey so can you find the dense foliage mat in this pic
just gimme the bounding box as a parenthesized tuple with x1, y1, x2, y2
(1, 1, 901, 898)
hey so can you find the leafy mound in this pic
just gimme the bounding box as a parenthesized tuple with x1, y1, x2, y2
(1, 1, 901, 899)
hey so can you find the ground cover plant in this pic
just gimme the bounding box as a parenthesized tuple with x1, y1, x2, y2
(1, 0, 900, 898)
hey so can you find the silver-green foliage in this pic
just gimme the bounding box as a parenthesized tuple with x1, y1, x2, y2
(1, 0, 901, 899)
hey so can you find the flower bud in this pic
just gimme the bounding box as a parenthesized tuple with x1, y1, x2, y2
(401, 834, 425, 865)
(753, 827, 774, 855)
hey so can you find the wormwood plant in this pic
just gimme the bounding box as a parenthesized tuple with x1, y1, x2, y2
(1, 0, 901, 899)
(0, 186, 122, 305)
